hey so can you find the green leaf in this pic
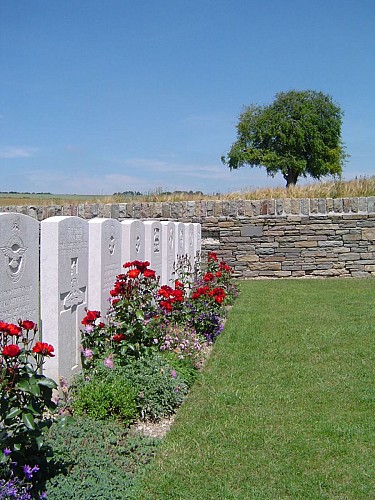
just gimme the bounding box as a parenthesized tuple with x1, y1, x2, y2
(35, 434, 43, 450)
(38, 377, 58, 389)
(5, 407, 21, 419)
(22, 411, 35, 430)
(18, 379, 31, 392)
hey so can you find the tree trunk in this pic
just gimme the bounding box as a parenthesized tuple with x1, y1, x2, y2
(284, 170, 299, 188)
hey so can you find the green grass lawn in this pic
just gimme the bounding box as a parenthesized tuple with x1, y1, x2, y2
(133, 279, 375, 499)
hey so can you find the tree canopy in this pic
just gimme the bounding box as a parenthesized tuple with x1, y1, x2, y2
(222, 90, 347, 187)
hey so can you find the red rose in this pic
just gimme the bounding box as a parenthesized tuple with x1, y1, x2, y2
(2, 344, 21, 357)
(98, 322, 105, 329)
(6, 324, 22, 336)
(112, 333, 126, 342)
(32, 342, 55, 357)
(174, 280, 184, 289)
(0, 321, 9, 332)
(143, 269, 156, 279)
(127, 269, 140, 279)
(112, 298, 120, 306)
(21, 320, 36, 331)
(86, 310, 100, 321)
(208, 252, 218, 262)
(215, 271, 222, 278)
(123, 261, 134, 268)
(204, 272, 215, 282)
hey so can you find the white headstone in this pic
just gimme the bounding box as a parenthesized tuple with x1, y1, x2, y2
(160, 221, 176, 286)
(174, 222, 186, 261)
(192, 223, 202, 261)
(0, 213, 39, 324)
(121, 219, 145, 265)
(88, 218, 122, 315)
(144, 220, 162, 281)
(186, 223, 195, 268)
(41, 216, 89, 383)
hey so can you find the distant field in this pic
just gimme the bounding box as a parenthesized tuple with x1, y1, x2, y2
(0, 193, 110, 206)
(1, 176, 374, 206)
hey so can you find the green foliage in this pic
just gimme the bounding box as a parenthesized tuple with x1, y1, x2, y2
(0, 320, 57, 491)
(118, 354, 189, 421)
(160, 351, 199, 388)
(45, 416, 159, 499)
(72, 375, 137, 423)
(222, 90, 347, 187)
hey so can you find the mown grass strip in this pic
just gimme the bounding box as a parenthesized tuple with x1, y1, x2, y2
(134, 279, 375, 499)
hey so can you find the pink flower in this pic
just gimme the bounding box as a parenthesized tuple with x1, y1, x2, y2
(104, 356, 114, 369)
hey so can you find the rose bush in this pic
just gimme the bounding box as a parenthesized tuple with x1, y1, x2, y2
(0, 320, 57, 498)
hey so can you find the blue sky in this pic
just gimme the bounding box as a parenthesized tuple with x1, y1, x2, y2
(0, 0, 374, 195)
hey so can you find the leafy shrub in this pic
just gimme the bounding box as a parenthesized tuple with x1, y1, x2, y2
(118, 354, 188, 421)
(44, 416, 159, 499)
(0, 320, 57, 498)
(72, 375, 137, 424)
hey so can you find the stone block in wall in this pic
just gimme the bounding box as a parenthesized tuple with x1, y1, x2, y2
(318, 198, 326, 213)
(362, 228, 375, 241)
(343, 198, 351, 213)
(236, 254, 260, 262)
(326, 198, 334, 213)
(251, 200, 261, 216)
(283, 199, 291, 214)
(299, 198, 308, 215)
(212, 201, 221, 217)
(291, 199, 301, 214)
(338, 253, 360, 261)
(310, 199, 318, 214)
(294, 240, 318, 248)
(251, 262, 282, 271)
(117, 203, 128, 220)
(367, 197, 375, 213)
(343, 232, 362, 241)
(240, 224, 263, 237)
(27, 206, 38, 219)
(276, 199, 284, 215)
(274, 270, 292, 277)
(358, 198, 367, 212)
(110, 204, 120, 220)
(243, 200, 253, 217)
(200, 201, 210, 216)
(333, 198, 343, 213)
(350, 198, 359, 213)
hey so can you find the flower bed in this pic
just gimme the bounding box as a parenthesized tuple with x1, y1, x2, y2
(1, 253, 238, 498)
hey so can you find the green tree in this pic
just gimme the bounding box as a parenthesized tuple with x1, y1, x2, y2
(222, 90, 347, 187)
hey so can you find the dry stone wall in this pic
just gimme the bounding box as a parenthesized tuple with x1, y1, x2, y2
(2, 196, 375, 278)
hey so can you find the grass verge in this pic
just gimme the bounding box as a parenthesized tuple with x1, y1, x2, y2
(133, 278, 375, 499)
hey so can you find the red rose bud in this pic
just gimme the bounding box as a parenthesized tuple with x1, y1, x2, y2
(2, 344, 21, 357)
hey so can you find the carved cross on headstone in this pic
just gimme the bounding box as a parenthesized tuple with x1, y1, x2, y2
(59, 257, 86, 374)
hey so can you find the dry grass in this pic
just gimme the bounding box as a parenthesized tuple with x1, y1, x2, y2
(1, 176, 374, 206)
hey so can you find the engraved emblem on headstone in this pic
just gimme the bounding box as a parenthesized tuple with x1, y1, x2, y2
(135, 235, 141, 254)
(168, 227, 174, 250)
(0, 219, 27, 282)
(153, 228, 160, 253)
(108, 234, 115, 255)
(61, 258, 85, 310)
